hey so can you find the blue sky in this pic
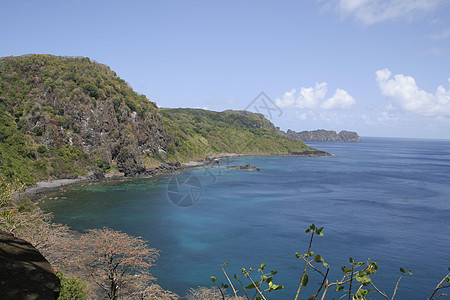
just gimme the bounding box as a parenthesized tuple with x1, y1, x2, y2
(2, 0, 450, 139)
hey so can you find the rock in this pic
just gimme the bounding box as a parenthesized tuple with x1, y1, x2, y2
(155, 162, 181, 174)
(0, 230, 60, 300)
(104, 170, 125, 179)
(337, 130, 361, 142)
(227, 164, 261, 171)
(116, 146, 146, 176)
(86, 166, 105, 180)
(289, 150, 333, 157)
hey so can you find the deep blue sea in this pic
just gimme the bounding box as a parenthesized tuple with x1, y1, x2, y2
(40, 137, 450, 299)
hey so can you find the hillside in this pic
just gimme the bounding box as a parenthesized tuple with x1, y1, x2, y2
(0, 54, 168, 183)
(0, 54, 325, 184)
(282, 129, 361, 142)
(161, 108, 325, 161)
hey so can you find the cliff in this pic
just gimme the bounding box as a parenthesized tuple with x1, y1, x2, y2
(282, 129, 361, 142)
(0, 55, 326, 184)
(0, 54, 169, 182)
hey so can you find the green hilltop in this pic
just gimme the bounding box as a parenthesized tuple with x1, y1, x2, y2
(162, 108, 316, 161)
(0, 54, 325, 184)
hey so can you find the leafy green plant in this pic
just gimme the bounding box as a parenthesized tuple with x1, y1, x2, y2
(211, 262, 284, 300)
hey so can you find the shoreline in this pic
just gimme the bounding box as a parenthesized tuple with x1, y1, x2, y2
(22, 150, 332, 202)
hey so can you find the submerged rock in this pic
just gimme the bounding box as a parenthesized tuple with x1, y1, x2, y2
(227, 164, 261, 171)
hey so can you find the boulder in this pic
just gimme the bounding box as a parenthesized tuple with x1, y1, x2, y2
(0, 230, 60, 300)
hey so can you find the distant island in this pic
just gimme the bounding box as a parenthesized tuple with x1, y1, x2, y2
(281, 129, 361, 142)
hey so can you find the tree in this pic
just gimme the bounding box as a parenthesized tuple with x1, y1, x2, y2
(72, 227, 160, 300)
(13, 207, 71, 269)
(140, 283, 180, 300)
(186, 286, 234, 300)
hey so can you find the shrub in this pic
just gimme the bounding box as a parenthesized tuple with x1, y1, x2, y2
(34, 126, 45, 136)
(37, 145, 47, 154)
(17, 198, 36, 213)
(82, 83, 99, 99)
(57, 272, 88, 300)
(94, 158, 110, 172)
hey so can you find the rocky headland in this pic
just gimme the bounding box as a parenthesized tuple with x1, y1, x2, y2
(282, 129, 361, 142)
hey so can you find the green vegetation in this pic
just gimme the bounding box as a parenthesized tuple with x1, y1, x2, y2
(57, 272, 88, 300)
(161, 108, 317, 162)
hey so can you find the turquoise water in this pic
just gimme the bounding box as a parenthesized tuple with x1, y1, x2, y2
(40, 137, 450, 299)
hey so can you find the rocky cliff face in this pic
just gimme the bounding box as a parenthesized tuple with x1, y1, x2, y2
(283, 129, 361, 142)
(0, 55, 169, 181)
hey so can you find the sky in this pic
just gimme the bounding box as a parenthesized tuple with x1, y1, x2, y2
(2, 0, 450, 139)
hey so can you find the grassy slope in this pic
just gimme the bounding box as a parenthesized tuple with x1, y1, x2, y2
(161, 108, 317, 162)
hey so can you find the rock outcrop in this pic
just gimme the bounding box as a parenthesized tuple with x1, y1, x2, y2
(282, 129, 361, 142)
(0, 55, 169, 182)
(227, 164, 261, 171)
(0, 230, 60, 300)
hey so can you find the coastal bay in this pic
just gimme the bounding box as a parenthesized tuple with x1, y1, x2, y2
(39, 137, 450, 299)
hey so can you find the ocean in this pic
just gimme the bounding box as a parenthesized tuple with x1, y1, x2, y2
(39, 137, 450, 299)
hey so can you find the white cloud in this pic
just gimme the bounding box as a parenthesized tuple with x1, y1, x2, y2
(321, 0, 444, 25)
(275, 89, 297, 108)
(296, 83, 328, 109)
(276, 82, 355, 110)
(376, 68, 450, 117)
(276, 83, 327, 109)
(321, 88, 356, 110)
